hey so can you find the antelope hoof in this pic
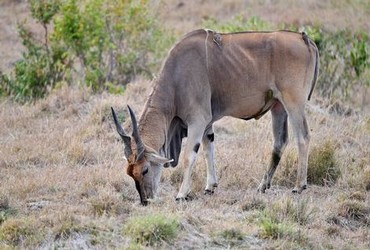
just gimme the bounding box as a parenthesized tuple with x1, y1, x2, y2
(292, 184, 307, 194)
(204, 183, 218, 195)
(257, 183, 268, 193)
(175, 195, 193, 202)
(204, 189, 214, 195)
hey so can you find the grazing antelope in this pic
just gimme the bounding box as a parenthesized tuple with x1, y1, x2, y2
(112, 29, 319, 205)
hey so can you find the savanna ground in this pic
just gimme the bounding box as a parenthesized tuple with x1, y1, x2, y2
(1, 0, 370, 249)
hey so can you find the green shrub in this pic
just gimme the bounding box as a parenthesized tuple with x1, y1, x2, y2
(123, 214, 179, 246)
(1, 0, 66, 102)
(317, 30, 369, 101)
(52, 0, 174, 89)
(2, 0, 174, 101)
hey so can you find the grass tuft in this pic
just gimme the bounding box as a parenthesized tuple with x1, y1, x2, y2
(53, 214, 83, 240)
(278, 140, 340, 187)
(219, 228, 244, 241)
(258, 211, 294, 240)
(212, 228, 245, 248)
(0, 218, 40, 246)
(0, 195, 9, 211)
(241, 197, 266, 211)
(123, 214, 179, 246)
(338, 200, 370, 225)
(308, 141, 340, 185)
(364, 165, 370, 191)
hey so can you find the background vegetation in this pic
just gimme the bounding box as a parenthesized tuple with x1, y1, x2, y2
(0, 0, 369, 104)
(0, 0, 369, 249)
(0, 0, 174, 101)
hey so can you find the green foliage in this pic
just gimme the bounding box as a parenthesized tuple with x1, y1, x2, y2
(1, 0, 67, 102)
(2, 0, 174, 101)
(316, 29, 370, 100)
(123, 214, 179, 246)
(350, 32, 369, 78)
(258, 211, 294, 240)
(257, 197, 312, 245)
(30, 0, 60, 25)
(52, 0, 174, 90)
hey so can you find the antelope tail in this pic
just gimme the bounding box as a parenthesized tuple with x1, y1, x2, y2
(307, 38, 319, 101)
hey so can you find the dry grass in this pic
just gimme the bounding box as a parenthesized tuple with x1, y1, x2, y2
(0, 81, 369, 248)
(1, 0, 370, 248)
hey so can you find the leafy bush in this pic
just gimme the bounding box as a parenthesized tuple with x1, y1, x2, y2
(123, 214, 179, 246)
(52, 0, 174, 89)
(2, 0, 174, 101)
(1, 0, 66, 102)
(316, 30, 369, 101)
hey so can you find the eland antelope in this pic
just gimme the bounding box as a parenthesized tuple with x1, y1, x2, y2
(112, 29, 319, 205)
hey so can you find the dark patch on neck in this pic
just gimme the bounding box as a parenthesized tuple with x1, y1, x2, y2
(193, 143, 200, 153)
(207, 133, 215, 142)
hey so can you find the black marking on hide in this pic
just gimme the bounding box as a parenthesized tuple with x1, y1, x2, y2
(193, 143, 200, 153)
(207, 133, 215, 142)
(271, 151, 281, 167)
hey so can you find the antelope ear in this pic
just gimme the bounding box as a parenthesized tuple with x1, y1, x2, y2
(145, 151, 174, 165)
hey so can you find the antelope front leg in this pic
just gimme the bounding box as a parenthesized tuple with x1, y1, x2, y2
(176, 123, 207, 200)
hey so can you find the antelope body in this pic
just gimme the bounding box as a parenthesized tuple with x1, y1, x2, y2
(112, 29, 319, 205)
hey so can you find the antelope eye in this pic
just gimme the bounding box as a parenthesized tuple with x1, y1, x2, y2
(142, 168, 149, 176)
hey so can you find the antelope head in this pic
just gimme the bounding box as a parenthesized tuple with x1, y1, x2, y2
(111, 106, 172, 205)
